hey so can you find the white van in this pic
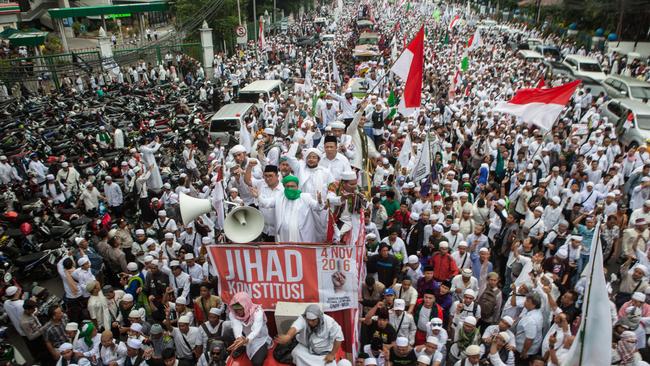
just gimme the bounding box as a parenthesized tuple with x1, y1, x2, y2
(238, 80, 286, 106)
(516, 50, 544, 62)
(209, 103, 255, 145)
(562, 55, 606, 81)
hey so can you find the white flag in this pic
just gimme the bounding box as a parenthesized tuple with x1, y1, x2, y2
(304, 57, 313, 93)
(332, 57, 341, 86)
(239, 121, 252, 153)
(561, 218, 612, 366)
(410, 133, 431, 182)
(397, 132, 412, 168)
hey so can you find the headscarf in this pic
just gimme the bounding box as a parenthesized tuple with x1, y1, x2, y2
(80, 322, 95, 348)
(282, 175, 301, 200)
(617, 331, 638, 364)
(301, 304, 328, 354)
(229, 292, 261, 325)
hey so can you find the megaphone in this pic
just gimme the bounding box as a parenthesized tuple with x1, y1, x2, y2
(179, 193, 213, 225)
(224, 206, 265, 243)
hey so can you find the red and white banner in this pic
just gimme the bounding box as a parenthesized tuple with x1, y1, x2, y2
(494, 79, 581, 131)
(207, 244, 359, 312)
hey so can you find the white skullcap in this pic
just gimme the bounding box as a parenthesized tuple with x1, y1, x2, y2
(176, 296, 187, 305)
(364, 358, 378, 366)
(5, 286, 17, 296)
(58, 343, 73, 352)
(129, 323, 143, 333)
(209, 307, 223, 316)
(340, 170, 357, 181)
(417, 355, 431, 364)
(408, 255, 419, 264)
(464, 315, 477, 326)
(229, 144, 246, 155)
(126, 262, 138, 271)
(465, 344, 481, 356)
(178, 315, 191, 324)
(127, 338, 142, 349)
(395, 337, 409, 347)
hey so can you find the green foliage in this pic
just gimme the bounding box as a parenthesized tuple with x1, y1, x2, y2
(72, 21, 82, 36)
(43, 34, 63, 55)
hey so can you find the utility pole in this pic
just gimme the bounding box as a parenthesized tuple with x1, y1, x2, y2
(236, 0, 242, 25)
(253, 0, 257, 41)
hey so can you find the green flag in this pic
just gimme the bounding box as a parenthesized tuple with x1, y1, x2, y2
(387, 89, 397, 107)
(433, 8, 441, 22)
(311, 93, 320, 117)
(461, 51, 469, 72)
(495, 149, 504, 178)
(443, 31, 449, 45)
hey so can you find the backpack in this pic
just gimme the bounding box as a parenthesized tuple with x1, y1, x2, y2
(477, 287, 499, 320)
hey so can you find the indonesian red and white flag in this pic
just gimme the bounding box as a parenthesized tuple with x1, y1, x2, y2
(448, 14, 460, 31)
(467, 28, 482, 50)
(536, 77, 545, 88)
(258, 17, 267, 51)
(391, 26, 425, 115)
(495, 79, 581, 130)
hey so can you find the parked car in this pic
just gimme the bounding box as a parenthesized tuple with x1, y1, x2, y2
(543, 60, 574, 78)
(599, 98, 650, 148)
(570, 74, 616, 100)
(534, 45, 562, 62)
(562, 55, 607, 81)
(602, 75, 650, 101)
(516, 50, 544, 62)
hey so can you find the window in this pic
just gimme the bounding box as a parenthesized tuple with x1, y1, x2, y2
(607, 102, 621, 118)
(579, 62, 602, 72)
(630, 86, 650, 100)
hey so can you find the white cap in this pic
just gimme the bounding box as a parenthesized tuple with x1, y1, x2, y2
(417, 355, 431, 364)
(364, 358, 378, 366)
(184, 253, 194, 260)
(395, 337, 409, 347)
(128, 309, 141, 318)
(178, 315, 191, 323)
(202, 236, 212, 244)
(394, 299, 406, 311)
(501, 315, 514, 326)
(632, 292, 646, 302)
(209, 307, 223, 316)
(176, 296, 187, 305)
(126, 262, 138, 272)
(340, 170, 357, 181)
(338, 361, 352, 366)
(59, 343, 73, 352)
(77, 257, 89, 266)
(430, 318, 443, 330)
(169, 260, 181, 267)
(127, 338, 142, 349)
(122, 294, 134, 302)
(164, 232, 174, 239)
(5, 286, 17, 296)
(65, 322, 78, 331)
(129, 323, 143, 333)
(408, 255, 419, 264)
(464, 316, 477, 326)
(433, 224, 443, 232)
(158, 210, 167, 216)
(450, 223, 460, 230)
(498, 332, 510, 343)
(464, 289, 476, 298)
(425, 336, 439, 346)
(458, 241, 468, 247)
(465, 344, 481, 356)
(143, 255, 154, 263)
(439, 241, 449, 248)
(135, 229, 145, 235)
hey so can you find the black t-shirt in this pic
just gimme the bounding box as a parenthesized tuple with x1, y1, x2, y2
(366, 320, 397, 345)
(389, 348, 417, 365)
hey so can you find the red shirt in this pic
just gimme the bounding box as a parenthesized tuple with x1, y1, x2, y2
(429, 252, 459, 281)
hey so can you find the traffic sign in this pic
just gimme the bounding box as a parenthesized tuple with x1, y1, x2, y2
(235, 25, 247, 37)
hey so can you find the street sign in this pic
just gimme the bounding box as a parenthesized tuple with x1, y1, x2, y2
(235, 25, 247, 45)
(235, 25, 247, 37)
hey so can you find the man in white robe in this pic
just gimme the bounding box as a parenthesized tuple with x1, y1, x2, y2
(254, 175, 325, 243)
(276, 304, 343, 366)
(286, 143, 334, 242)
(139, 136, 163, 191)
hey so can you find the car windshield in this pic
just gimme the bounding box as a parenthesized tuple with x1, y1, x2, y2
(238, 92, 259, 103)
(630, 86, 650, 99)
(211, 119, 240, 133)
(542, 49, 560, 59)
(636, 115, 650, 130)
(358, 37, 378, 45)
(579, 62, 602, 72)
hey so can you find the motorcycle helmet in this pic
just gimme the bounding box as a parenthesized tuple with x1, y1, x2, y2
(19, 222, 32, 236)
(3, 212, 17, 220)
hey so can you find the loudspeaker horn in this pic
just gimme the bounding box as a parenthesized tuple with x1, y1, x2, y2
(179, 193, 213, 225)
(224, 206, 265, 243)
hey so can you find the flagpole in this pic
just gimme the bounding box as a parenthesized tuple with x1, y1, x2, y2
(578, 220, 601, 366)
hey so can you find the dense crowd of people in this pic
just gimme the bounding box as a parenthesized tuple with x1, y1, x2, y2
(2, 0, 650, 366)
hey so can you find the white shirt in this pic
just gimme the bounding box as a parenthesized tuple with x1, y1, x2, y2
(103, 182, 123, 207)
(318, 153, 352, 181)
(171, 326, 202, 359)
(3, 299, 24, 336)
(72, 267, 96, 298)
(515, 308, 544, 355)
(182, 263, 205, 284)
(161, 266, 191, 299)
(99, 341, 127, 365)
